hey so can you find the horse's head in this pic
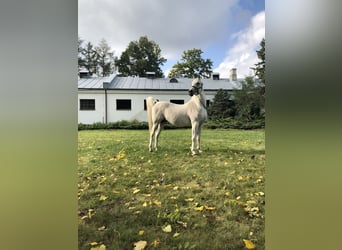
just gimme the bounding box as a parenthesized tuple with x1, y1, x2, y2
(188, 78, 203, 96)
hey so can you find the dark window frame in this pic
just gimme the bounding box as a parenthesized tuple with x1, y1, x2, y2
(80, 99, 95, 111)
(116, 99, 132, 110)
(170, 99, 184, 105)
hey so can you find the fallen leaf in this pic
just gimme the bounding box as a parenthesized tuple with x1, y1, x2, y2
(89, 242, 98, 246)
(138, 230, 144, 236)
(142, 201, 147, 207)
(133, 240, 147, 250)
(115, 151, 126, 160)
(99, 195, 108, 201)
(184, 198, 194, 202)
(243, 239, 256, 249)
(162, 224, 172, 233)
(133, 189, 140, 194)
(204, 206, 216, 211)
(173, 232, 180, 238)
(150, 239, 160, 247)
(153, 200, 161, 206)
(194, 206, 204, 211)
(90, 244, 106, 250)
(238, 176, 243, 181)
(98, 226, 106, 231)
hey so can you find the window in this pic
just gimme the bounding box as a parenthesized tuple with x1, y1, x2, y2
(144, 99, 147, 110)
(170, 99, 184, 104)
(116, 99, 132, 110)
(206, 100, 211, 107)
(80, 99, 95, 110)
(169, 78, 178, 83)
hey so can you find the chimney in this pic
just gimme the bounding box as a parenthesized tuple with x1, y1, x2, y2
(212, 72, 220, 80)
(229, 68, 237, 81)
(146, 72, 156, 79)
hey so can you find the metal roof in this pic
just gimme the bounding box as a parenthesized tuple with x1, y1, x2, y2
(78, 74, 242, 91)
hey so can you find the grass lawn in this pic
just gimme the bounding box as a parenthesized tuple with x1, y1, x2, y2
(78, 129, 265, 250)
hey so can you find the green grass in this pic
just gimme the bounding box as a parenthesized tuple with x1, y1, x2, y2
(78, 129, 265, 250)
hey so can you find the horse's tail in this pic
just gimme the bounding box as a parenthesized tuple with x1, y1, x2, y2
(146, 96, 157, 132)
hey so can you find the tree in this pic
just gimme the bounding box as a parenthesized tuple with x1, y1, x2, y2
(251, 38, 265, 84)
(208, 89, 236, 119)
(95, 38, 116, 76)
(81, 41, 99, 75)
(115, 36, 166, 78)
(234, 76, 264, 121)
(168, 48, 213, 79)
(78, 36, 85, 71)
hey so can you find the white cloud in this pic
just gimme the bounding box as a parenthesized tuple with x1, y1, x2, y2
(214, 11, 265, 79)
(78, 0, 237, 59)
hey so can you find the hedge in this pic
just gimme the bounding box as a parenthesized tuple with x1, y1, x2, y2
(78, 118, 264, 131)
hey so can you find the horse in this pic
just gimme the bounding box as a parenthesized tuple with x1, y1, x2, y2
(146, 78, 208, 155)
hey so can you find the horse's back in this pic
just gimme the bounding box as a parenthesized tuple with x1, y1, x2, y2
(153, 102, 191, 127)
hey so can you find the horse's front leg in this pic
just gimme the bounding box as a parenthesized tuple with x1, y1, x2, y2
(191, 123, 198, 155)
(197, 125, 202, 153)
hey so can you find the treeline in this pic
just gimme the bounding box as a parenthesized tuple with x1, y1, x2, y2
(78, 37, 117, 77)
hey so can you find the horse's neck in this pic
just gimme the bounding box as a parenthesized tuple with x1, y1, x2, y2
(197, 93, 206, 108)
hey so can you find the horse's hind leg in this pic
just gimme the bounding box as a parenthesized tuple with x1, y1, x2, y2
(154, 123, 161, 151)
(149, 123, 157, 152)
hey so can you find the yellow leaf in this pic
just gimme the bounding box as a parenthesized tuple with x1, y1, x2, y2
(90, 244, 106, 250)
(98, 226, 106, 231)
(115, 151, 126, 160)
(184, 198, 194, 202)
(99, 195, 108, 201)
(142, 201, 147, 207)
(243, 239, 256, 249)
(162, 224, 172, 233)
(150, 239, 160, 247)
(133, 189, 140, 194)
(173, 232, 180, 238)
(173, 186, 179, 190)
(89, 242, 98, 246)
(225, 191, 230, 197)
(133, 240, 147, 250)
(153, 200, 161, 206)
(143, 193, 151, 197)
(138, 230, 144, 236)
(238, 176, 243, 181)
(204, 206, 216, 211)
(194, 206, 204, 211)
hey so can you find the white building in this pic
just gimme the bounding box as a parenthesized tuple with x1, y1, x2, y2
(78, 70, 242, 124)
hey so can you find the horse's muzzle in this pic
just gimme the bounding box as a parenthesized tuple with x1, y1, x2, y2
(188, 88, 194, 96)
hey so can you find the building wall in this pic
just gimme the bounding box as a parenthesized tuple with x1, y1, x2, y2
(78, 91, 105, 124)
(78, 90, 218, 124)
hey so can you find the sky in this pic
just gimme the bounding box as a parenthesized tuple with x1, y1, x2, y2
(78, 0, 265, 79)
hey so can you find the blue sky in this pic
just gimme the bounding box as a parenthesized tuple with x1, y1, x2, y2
(79, 0, 265, 79)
